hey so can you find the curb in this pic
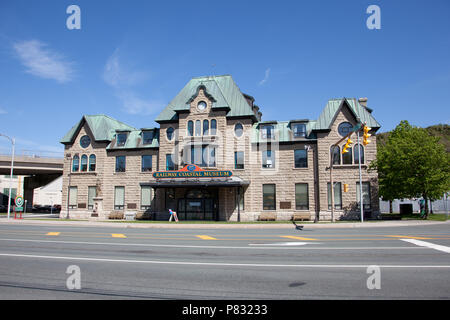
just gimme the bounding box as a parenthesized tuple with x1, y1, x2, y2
(0, 218, 447, 229)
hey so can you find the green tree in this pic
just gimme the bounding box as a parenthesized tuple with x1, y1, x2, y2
(370, 120, 450, 218)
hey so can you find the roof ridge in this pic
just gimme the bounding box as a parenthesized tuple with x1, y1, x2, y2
(191, 74, 231, 79)
(98, 114, 137, 130)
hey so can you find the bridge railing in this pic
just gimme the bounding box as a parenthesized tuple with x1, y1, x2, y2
(0, 149, 64, 159)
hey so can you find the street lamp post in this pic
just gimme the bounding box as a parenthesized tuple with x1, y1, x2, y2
(329, 145, 337, 223)
(0, 134, 15, 219)
(357, 130, 364, 223)
(66, 154, 72, 219)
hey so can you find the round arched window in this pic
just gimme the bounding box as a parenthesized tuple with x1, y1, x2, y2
(338, 122, 353, 137)
(197, 101, 207, 111)
(234, 123, 243, 137)
(80, 135, 91, 148)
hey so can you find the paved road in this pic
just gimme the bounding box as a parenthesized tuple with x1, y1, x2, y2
(0, 222, 449, 300)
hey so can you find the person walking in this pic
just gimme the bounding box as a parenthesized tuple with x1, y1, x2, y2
(168, 208, 179, 222)
(419, 199, 426, 219)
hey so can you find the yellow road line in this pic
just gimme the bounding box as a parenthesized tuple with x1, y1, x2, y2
(281, 236, 318, 241)
(111, 234, 127, 238)
(196, 235, 217, 240)
(386, 235, 434, 240)
(46, 232, 60, 236)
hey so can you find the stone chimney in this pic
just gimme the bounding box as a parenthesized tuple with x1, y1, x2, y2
(358, 97, 368, 108)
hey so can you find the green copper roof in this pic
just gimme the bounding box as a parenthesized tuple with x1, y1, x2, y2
(251, 121, 317, 143)
(60, 114, 136, 144)
(106, 129, 159, 150)
(155, 75, 256, 122)
(314, 98, 381, 131)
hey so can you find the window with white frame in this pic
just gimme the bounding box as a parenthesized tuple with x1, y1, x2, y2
(141, 186, 152, 210)
(262, 149, 275, 168)
(356, 182, 371, 210)
(116, 133, 127, 146)
(293, 123, 306, 138)
(89, 154, 96, 171)
(114, 186, 125, 210)
(327, 182, 342, 210)
(295, 183, 309, 210)
(68, 186, 78, 209)
(88, 186, 96, 210)
(261, 125, 275, 139)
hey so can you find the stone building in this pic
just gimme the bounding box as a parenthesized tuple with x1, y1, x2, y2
(60, 75, 381, 221)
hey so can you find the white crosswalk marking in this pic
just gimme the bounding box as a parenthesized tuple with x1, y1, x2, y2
(401, 239, 450, 253)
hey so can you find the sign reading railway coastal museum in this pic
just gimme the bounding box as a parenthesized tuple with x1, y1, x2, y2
(153, 164, 233, 179)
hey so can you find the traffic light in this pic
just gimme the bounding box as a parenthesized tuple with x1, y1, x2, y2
(363, 125, 371, 146)
(343, 183, 349, 192)
(342, 138, 353, 154)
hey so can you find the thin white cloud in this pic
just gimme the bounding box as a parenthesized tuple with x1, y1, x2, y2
(0, 107, 7, 114)
(259, 68, 271, 86)
(103, 49, 159, 115)
(116, 91, 164, 115)
(103, 49, 147, 88)
(13, 40, 74, 83)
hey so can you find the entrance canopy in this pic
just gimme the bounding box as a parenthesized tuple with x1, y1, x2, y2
(145, 164, 249, 188)
(141, 176, 249, 188)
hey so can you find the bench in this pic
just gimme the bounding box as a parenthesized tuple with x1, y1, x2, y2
(258, 212, 277, 221)
(292, 213, 311, 221)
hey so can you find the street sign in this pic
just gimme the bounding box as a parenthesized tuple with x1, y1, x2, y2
(15, 195, 24, 208)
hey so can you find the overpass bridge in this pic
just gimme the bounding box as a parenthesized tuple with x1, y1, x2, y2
(0, 155, 63, 207)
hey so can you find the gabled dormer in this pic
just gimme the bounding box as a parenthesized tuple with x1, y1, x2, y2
(313, 98, 381, 133)
(114, 130, 130, 147)
(60, 114, 136, 146)
(155, 75, 259, 124)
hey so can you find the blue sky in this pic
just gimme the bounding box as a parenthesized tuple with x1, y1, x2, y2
(0, 0, 449, 157)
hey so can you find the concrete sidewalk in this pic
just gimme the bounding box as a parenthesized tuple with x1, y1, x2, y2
(0, 217, 448, 229)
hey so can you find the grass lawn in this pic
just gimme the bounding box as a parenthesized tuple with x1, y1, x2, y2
(381, 212, 449, 221)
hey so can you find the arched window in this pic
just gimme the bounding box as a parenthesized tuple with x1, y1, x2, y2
(195, 120, 201, 136)
(203, 119, 209, 135)
(72, 155, 79, 172)
(210, 119, 217, 135)
(354, 144, 364, 164)
(342, 145, 352, 164)
(187, 121, 193, 137)
(80, 155, 88, 172)
(330, 146, 340, 165)
(234, 123, 243, 138)
(166, 127, 174, 141)
(89, 154, 96, 171)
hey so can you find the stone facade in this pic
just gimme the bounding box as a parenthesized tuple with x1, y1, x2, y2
(315, 106, 380, 220)
(60, 76, 380, 221)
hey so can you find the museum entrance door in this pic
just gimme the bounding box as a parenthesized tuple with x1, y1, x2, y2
(177, 188, 218, 221)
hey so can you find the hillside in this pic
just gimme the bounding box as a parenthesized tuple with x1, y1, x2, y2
(376, 123, 450, 152)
